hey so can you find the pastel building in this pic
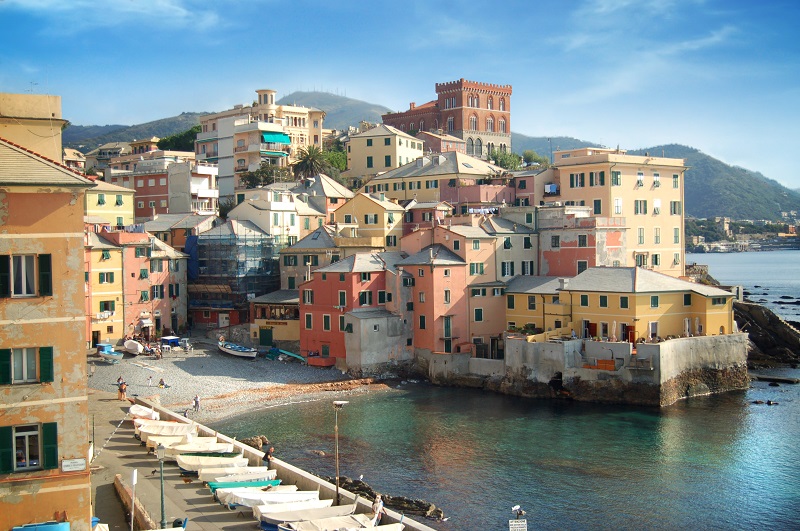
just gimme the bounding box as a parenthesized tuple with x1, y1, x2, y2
(0, 93, 67, 162)
(85, 232, 125, 347)
(331, 192, 405, 251)
(84, 179, 135, 229)
(415, 130, 466, 155)
(344, 124, 424, 178)
(0, 137, 95, 531)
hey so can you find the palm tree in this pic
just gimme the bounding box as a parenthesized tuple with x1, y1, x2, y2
(293, 145, 330, 178)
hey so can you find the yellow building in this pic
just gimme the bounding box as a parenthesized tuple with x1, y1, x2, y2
(344, 124, 424, 178)
(85, 233, 125, 346)
(331, 192, 405, 251)
(0, 137, 95, 531)
(84, 179, 135, 228)
(542, 147, 687, 277)
(0, 93, 67, 163)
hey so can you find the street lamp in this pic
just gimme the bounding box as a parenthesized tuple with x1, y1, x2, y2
(156, 443, 167, 529)
(333, 400, 349, 506)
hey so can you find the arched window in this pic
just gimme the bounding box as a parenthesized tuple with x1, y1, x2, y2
(434, 119, 439, 129)
(447, 116, 454, 132)
(469, 115, 477, 131)
(237, 139, 245, 147)
(467, 138, 474, 155)
(475, 138, 483, 157)
(487, 96, 493, 110)
(400, 123, 405, 131)
(499, 119, 506, 133)
(500, 98, 505, 111)
(487, 118, 494, 132)
(419, 120, 424, 131)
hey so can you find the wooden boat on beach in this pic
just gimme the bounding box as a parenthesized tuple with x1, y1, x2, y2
(275, 513, 374, 531)
(124, 339, 144, 355)
(97, 343, 124, 364)
(217, 487, 314, 509)
(176, 453, 248, 474)
(256, 503, 357, 530)
(198, 466, 274, 482)
(218, 341, 258, 358)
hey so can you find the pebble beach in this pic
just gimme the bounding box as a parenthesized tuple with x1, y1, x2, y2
(87, 338, 381, 424)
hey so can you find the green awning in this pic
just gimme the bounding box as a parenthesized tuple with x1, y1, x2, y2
(261, 151, 289, 157)
(262, 132, 291, 144)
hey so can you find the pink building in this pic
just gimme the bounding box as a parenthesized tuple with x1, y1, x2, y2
(400, 200, 452, 236)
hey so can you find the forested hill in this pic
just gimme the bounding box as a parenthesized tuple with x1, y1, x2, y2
(277, 91, 391, 130)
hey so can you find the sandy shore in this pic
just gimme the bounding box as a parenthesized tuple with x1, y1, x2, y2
(88, 338, 393, 423)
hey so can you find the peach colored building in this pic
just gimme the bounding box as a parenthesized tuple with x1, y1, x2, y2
(0, 137, 95, 531)
(0, 93, 67, 162)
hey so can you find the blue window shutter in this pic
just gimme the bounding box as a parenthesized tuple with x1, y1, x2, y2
(42, 422, 58, 470)
(0, 349, 11, 384)
(0, 426, 13, 473)
(39, 347, 54, 383)
(38, 254, 52, 296)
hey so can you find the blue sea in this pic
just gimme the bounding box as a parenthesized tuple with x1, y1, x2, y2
(210, 252, 800, 530)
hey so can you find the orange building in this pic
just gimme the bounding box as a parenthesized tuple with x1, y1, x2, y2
(0, 137, 95, 531)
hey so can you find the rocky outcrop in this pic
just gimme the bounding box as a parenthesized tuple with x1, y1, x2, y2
(734, 301, 800, 368)
(240, 435, 270, 450)
(660, 364, 750, 406)
(323, 476, 445, 520)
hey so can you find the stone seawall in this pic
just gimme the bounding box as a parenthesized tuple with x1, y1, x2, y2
(660, 364, 751, 405)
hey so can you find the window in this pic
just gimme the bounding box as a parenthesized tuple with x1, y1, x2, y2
(383, 137, 391, 146)
(97, 194, 106, 205)
(339, 315, 346, 331)
(638, 228, 645, 245)
(453, 240, 460, 251)
(652, 254, 661, 266)
(2, 347, 53, 384)
(0, 254, 51, 298)
(551, 236, 560, 248)
(684, 293, 692, 306)
(486, 118, 494, 132)
(527, 296, 537, 310)
(503, 237, 512, 250)
(611, 171, 621, 186)
(594, 199, 602, 215)
(600, 295, 608, 308)
(418, 292, 426, 303)
(522, 261, 534, 275)
(115, 194, 123, 206)
(150, 259, 163, 273)
(150, 285, 164, 300)
(654, 227, 661, 244)
(614, 198, 622, 215)
(653, 199, 661, 215)
(303, 255, 319, 266)
(501, 261, 514, 277)
(493, 288, 504, 296)
(712, 297, 726, 305)
(137, 201, 144, 208)
(386, 235, 397, 247)
(636, 172, 644, 187)
(366, 139, 373, 147)
(636, 253, 648, 267)
(364, 214, 378, 225)
(472, 239, 480, 250)
(303, 290, 314, 304)
(673, 174, 680, 188)
(474, 308, 483, 322)
(402, 277, 415, 287)
(471, 288, 486, 297)
(577, 260, 588, 274)
(578, 235, 587, 247)
(634, 200, 647, 215)
(580, 294, 589, 307)
(651, 296, 659, 308)
(359, 272, 372, 283)
(620, 296, 629, 309)
(98, 272, 115, 284)
(653, 173, 661, 187)
(116, 217, 124, 227)
(359, 291, 373, 306)
(366, 156, 373, 168)
(385, 155, 391, 167)
(447, 116, 454, 132)
(6, 423, 57, 472)
(419, 315, 426, 329)
(323, 315, 331, 331)
(140, 290, 149, 302)
(670, 201, 682, 215)
(305, 314, 312, 329)
(499, 119, 506, 133)
(469, 263, 484, 276)
(283, 255, 298, 266)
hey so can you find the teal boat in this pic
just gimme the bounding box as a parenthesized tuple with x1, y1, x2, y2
(208, 479, 281, 494)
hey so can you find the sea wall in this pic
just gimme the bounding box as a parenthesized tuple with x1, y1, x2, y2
(415, 333, 750, 407)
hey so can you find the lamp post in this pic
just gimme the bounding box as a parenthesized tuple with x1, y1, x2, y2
(156, 443, 167, 529)
(333, 400, 349, 506)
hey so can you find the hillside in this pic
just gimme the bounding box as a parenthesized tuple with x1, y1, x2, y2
(63, 112, 208, 151)
(277, 91, 391, 130)
(62, 93, 800, 221)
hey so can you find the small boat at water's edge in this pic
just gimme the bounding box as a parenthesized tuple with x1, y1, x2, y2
(218, 341, 258, 358)
(124, 339, 144, 355)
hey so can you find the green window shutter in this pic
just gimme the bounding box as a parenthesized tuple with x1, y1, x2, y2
(169, 284, 174, 298)
(0, 349, 11, 385)
(599, 171, 605, 185)
(0, 426, 13, 473)
(109, 272, 114, 283)
(0, 255, 10, 297)
(175, 284, 180, 297)
(39, 347, 54, 383)
(111, 300, 116, 311)
(38, 254, 52, 296)
(41, 422, 58, 470)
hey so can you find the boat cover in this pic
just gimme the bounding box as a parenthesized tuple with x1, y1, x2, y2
(208, 479, 281, 493)
(214, 469, 277, 483)
(217, 488, 314, 508)
(277, 513, 373, 531)
(257, 503, 357, 526)
(129, 404, 160, 420)
(253, 499, 333, 519)
(176, 454, 248, 472)
(138, 423, 197, 443)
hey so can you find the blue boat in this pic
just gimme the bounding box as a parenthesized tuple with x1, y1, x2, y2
(218, 341, 257, 359)
(97, 343, 123, 364)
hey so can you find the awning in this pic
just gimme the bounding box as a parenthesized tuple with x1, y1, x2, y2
(260, 150, 288, 157)
(140, 318, 153, 326)
(261, 132, 291, 144)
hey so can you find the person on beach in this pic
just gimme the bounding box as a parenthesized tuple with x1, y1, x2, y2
(147, 375, 153, 387)
(118, 381, 127, 401)
(371, 494, 386, 525)
(158, 378, 167, 388)
(193, 395, 200, 412)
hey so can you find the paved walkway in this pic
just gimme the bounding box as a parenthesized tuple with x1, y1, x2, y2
(88, 389, 260, 531)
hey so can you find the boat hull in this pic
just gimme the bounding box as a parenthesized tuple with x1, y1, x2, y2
(218, 341, 258, 358)
(124, 340, 144, 355)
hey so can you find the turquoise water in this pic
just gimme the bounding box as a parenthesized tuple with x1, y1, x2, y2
(211, 379, 800, 530)
(210, 252, 800, 529)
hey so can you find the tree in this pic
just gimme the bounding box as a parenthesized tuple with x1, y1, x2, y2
(489, 149, 523, 171)
(293, 145, 332, 178)
(522, 149, 550, 168)
(239, 162, 293, 189)
(157, 125, 201, 151)
(218, 197, 237, 219)
(324, 150, 347, 172)
(85, 167, 98, 176)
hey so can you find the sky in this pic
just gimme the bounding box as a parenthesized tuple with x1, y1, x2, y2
(1, 0, 798, 188)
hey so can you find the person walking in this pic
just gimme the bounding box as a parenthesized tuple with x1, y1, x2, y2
(147, 375, 153, 387)
(193, 395, 200, 412)
(118, 380, 128, 401)
(371, 494, 386, 525)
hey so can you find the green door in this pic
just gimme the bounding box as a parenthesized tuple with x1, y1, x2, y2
(288, 277, 295, 289)
(259, 327, 273, 346)
(321, 345, 330, 358)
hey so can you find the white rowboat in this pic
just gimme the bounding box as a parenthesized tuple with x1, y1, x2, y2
(253, 499, 334, 518)
(256, 503, 357, 526)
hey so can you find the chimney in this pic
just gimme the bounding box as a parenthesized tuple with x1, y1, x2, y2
(380, 192, 385, 201)
(410, 102, 416, 109)
(559, 278, 569, 290)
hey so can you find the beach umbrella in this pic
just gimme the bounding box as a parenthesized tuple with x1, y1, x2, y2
(611, 321, 617, 341)
(695, 317, 700, 335)
(684, 318, 690, 337)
